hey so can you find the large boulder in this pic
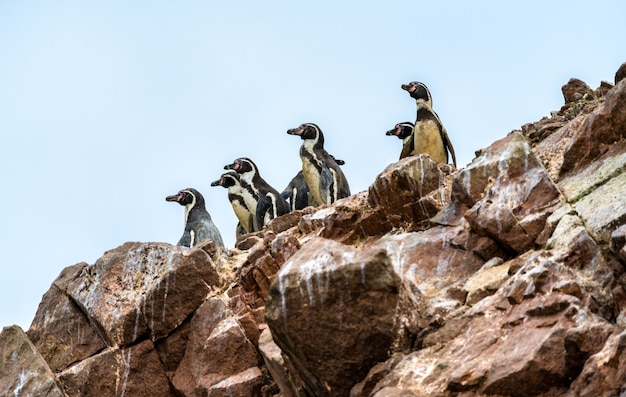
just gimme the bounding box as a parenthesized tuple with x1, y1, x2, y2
(27, 262, 106, 372)
(0, 325, 65, 397)
(66, 242, 220, 346)
(265, 237, 410, 396)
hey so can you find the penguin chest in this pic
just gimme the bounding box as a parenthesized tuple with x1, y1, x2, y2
(231, 199, 253, 233)
(301, 157, 324, 205)
(413, 120, 447, 163)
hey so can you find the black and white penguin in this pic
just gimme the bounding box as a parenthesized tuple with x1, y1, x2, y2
(401, 81, 457, 167)
(386, 121, 416, 160)
(224, 157, 290, 230)
(165, 188, 224, 248)
(281, 170, 311, 211)
(287, 123, 351, 205)
(281, 157, 346, 211)
(210, 171, 257, 235)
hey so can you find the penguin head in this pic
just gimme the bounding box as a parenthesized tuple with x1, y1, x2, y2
(386, 122, 414, 140)
(166, 188, 205, 210)
(287, 123, 324, 145)
(224, 157, 259, 180)
(401, 81, 433, 107)
(211, 171, 241, 188)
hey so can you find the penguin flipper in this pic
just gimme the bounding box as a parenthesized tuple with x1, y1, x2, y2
(235, 222, 247, 239)
(319, 166, 335, 204)
(400, 138, 414, 159)
(256, 193, 272, 230)
(177, 231, 192, 248)
(441, 127, 457, 168)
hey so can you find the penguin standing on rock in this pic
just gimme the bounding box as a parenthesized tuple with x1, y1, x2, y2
(281, 157, 346, 211)
(401, 81, 457, 167)
(165, 188, 224, 248)
(224, 157, 290, 230)
(287, 123, 351, 206)
(211, 171, 256, 236)
(386, 121, 416, 160)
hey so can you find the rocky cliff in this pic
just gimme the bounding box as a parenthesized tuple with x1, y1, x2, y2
(2, 64, 626, 397)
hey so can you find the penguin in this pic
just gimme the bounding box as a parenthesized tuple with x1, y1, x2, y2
(287, 123, 351, 205)
(281, 157, 346, 211)
(401, 81, 457, 167)
(165, 188, 224, 248)
(385, 121, 416, 160)
(281, 170, 311, 211)
(224, 157, 290, 230)
(210, 171, 257, 235)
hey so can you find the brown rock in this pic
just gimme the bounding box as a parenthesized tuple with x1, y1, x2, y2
(611, 224, 626, 263)
(27, 262, 106, 372)
(616, 61, 626, 84)
(460, 133, 561, 254)
(172, 295, 261, 396)
(266, 238, 405, 397)
(561, 78, 594, 103)
(258, 328, 300, 397)
(370, 224, 484, 302)
(205, 367, 264, 397)
(368, 154, 454, 228)
(58, 340, 172, 397)
(66, 242, 220, 346)
(565, 330, 626, 397)
(0, 325, 65, 397)
(560, 78, 626, 176)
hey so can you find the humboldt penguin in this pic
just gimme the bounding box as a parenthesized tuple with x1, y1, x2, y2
(165, 188, 224, 248)
(211, 171, 256, 235)
(281, 157, 346, 211)
(287, 123, 351, 205)
(224, 157, 290, 230)
(385, 121, 416, 160)
(401, 81, 457, 167)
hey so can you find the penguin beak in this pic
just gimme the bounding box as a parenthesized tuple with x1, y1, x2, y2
(165, 194, 180, 203)
(401, 83, 413, 92)
(386, 128, 399, 137)
(287, 127, 302, 136)
(224, 162, 235, 171)
(210, 178, 221, 187)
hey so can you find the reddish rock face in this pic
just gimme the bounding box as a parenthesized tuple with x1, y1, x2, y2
(58, 340, 172, 397)
(0, 325, 65, 397)
(560, 79, 626, 176)
(27, 262, 106, 372)
(66, 242, 220, 346)
(458, 133, 561, 254)
(265, 238, 407, 397)
(368, 155, 455, 229)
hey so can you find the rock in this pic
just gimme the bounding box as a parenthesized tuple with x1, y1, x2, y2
(0, 325, 65, 397)
(463, 258, 510, 306)
(616, 61, 626, 84)
(66, 242, 220, 346)
(27, 262, 106, 372)
(560, 79, 626, 176)
(171, 295, 261, 396)
(459, 133, 561, 254)
(565, 330, 626, 396)
(266, 237, 405, 397)
(367, 154, 454, 229)
(205, 367, 265, 397)
(258, 328, 299, 397)
(610, 224, 626, 263)
(562, 78, 594, 103)
(58, 340, 171, 397)
(560, 161, 626, 245)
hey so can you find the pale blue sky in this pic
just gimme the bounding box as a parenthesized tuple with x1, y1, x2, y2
(1, 1, 624, 330)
